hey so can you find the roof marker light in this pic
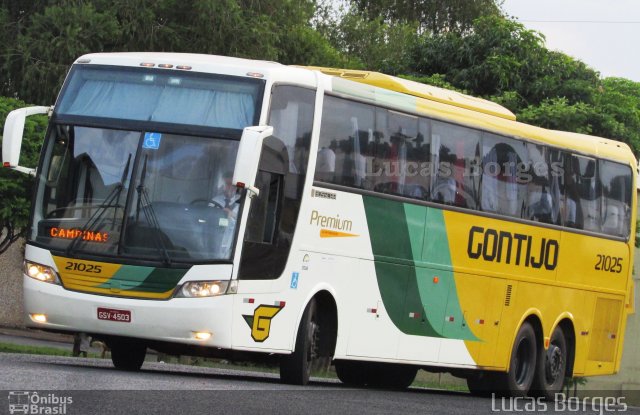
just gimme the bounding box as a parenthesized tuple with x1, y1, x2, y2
(140, 62, 155, 67)
(176, 65, 192, 70)
(158, 64, 173, 69)
(76, 59, 91, 64)
(246, 72, 264, 78)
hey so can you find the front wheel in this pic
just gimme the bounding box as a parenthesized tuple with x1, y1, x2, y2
(280, 299, 320, 385)
(532, 326, 568, 400)
(109, 338, 146, 371)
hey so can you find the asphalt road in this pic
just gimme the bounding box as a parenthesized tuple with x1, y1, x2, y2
(1, 353, 637, 415)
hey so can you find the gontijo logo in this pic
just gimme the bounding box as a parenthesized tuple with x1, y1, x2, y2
(243, 304, 284, 342)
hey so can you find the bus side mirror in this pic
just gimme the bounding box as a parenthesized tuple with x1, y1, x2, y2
(2, 106, 50, 176)
(232, 125, 274, 197)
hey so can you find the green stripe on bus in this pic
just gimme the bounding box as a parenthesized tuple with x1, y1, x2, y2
(97, 266, 186, 293)
(363, 195, 477, 341)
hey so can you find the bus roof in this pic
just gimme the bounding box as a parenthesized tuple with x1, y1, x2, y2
(76, 52, 284, 72)
(302, 66, 517, 121)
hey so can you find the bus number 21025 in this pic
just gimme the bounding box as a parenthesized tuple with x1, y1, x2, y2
(595, 255, 623, 273)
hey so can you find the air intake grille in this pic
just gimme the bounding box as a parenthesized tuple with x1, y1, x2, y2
(504, 285, 513, 306)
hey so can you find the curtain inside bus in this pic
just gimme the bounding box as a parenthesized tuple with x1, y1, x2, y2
(56, 66, 263, 130)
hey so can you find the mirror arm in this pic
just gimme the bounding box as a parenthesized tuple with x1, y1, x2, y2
(11, 166, 36, 176)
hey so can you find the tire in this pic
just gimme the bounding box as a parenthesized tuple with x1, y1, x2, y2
(367, 363, 417, 390)
(495, 322, 537, 397)
(280, 299, 320, 385)
(466, 371, 499, 397)
(110, 338, 146, 371)
(335, 360, 368, 387)
(532, 327, 568, 400)
(335, 361, 416, 390)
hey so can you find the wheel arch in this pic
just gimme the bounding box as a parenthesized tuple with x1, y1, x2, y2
(289, 284, 339, 357)
(506, 309, 544, 372)
(553, 316, 577, 378)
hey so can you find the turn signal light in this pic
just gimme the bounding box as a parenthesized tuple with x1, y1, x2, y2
(30, 314, 47, 323)
(194, 332, 212, 341)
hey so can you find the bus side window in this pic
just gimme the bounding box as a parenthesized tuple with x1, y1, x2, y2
(432, 121, 480, 209)
(480, 133, 527, 218)
(600, 160, 632, 238)
(316, 96, 374, 189)
(525, 143, 559, 224)
(565, 155, 600, 232)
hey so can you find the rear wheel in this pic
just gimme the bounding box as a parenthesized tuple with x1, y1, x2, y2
(466, 371, 499, 397)
(495, 322, 537, 397)
(109, 338, 146, 371)
(280, 299, 320, 385)
(532, 326, 568, 400)
(335, 360, 368, 387)
(367, 363, 417, 389)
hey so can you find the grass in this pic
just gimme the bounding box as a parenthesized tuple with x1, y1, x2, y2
(0, 341, 99, 358)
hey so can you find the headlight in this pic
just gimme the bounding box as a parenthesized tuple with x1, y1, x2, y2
(24, 261, 60, 285)
(176, 280, 230, 298)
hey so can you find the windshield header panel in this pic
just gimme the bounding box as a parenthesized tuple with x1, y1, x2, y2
(55, 65, 265, 133)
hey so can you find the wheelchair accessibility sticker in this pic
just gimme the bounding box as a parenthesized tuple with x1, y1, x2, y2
(143, 132, 162, 150)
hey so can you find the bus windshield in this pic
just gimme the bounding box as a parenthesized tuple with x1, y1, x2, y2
(31, 125, 241, 263)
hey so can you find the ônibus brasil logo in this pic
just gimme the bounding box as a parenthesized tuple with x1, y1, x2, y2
(7, 391, 72, 415)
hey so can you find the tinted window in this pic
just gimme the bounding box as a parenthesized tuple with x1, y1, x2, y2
(432, 121, 480, 209)
(316, 96, 374, 188)
(480, 133, 526, 216)
(565, 155, 600, 232)
(371, 111, 428, 199)
(314, 96, 634, 240)
(525, 143, 561, 224)
(600, 160, 632, 237)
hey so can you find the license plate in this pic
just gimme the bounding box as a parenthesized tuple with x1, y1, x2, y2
(97, 307, 131, 323)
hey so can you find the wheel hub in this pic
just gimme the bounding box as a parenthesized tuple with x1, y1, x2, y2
(546, 344, 563, 381)
(307, 320, 320, 362)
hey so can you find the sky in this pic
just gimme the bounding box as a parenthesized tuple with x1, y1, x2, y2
(501, 0, 640, 82)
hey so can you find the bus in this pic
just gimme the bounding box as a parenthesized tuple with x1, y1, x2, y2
(2, 53, 635, 398)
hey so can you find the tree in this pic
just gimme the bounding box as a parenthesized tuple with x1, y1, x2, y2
(351, 0, 501, 34)
(13, 2, 121, 104)
(517, 98, 594, 135)
(590, 77, 640, 152)
(328, 11, 418, 73)
(411, 16, 600, 112)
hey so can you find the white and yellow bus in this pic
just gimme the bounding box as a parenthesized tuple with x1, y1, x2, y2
(2, 53, 635, 398)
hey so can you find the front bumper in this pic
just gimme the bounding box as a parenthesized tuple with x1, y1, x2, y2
(23, 275, 234, 348)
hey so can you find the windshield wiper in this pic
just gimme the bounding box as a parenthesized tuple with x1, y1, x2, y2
(135, 155, 172, 266)
(65, 154, 131, 256)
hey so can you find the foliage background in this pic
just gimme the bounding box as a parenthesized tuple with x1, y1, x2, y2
(1, 0, 639, 252)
